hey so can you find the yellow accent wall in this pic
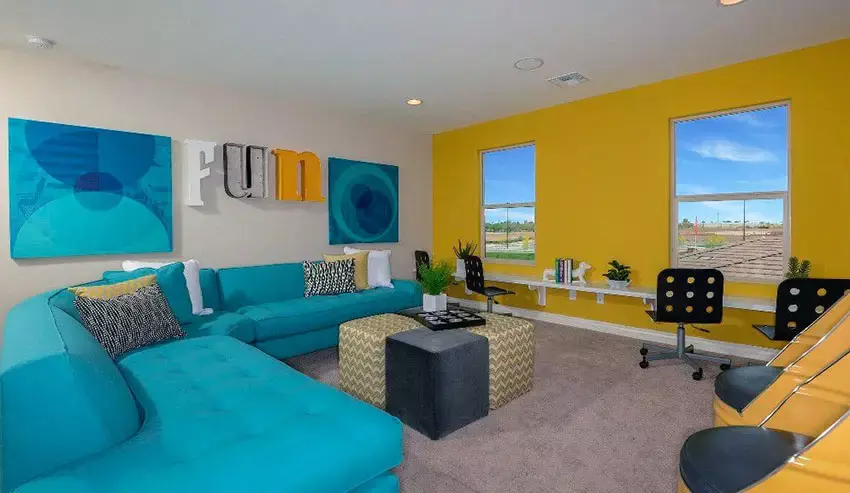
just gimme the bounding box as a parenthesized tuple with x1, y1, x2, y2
(433, 39, 850, 349)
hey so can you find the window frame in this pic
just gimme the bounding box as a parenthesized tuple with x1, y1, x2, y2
(480, 141, 537, 265)
(669, 101, 791, 284)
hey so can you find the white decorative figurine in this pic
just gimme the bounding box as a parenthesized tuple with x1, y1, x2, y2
(542, 268, 556, 282)
(572, 262, 591, 284)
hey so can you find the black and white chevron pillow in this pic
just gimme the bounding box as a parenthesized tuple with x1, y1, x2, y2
(303, 259, 357, 297)
(74, 283, 186, 359)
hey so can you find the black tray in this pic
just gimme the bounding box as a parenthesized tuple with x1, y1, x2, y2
(415, 309, 486, 331)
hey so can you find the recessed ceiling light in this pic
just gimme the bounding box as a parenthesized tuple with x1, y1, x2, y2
(718, 0, 747, 6)
(514, 57, 544, 71)
(26, 35, 55, 49)
(406, 98, 422, 106)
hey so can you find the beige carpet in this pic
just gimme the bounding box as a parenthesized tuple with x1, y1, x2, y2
(286, 320, 748, 493)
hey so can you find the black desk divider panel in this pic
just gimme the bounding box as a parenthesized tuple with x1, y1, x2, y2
(756, 278, 850, 341)
(654, 269, 724, 324)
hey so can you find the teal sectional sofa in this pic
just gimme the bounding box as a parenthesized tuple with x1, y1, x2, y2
(0, 262, 421, 493)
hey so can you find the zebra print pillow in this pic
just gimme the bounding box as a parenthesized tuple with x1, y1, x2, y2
(74, 283, 186, 359)
(303, 259, 357, 297)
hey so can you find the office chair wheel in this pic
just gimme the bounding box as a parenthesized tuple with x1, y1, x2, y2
(685, 345, 694, 353)
(639, 348, 648, 356)
(720, 363, 731, 371)
(692, 369, 703, 381)
(639, 359, 649, 369)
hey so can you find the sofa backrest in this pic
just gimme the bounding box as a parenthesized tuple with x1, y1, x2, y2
(0, 292, 141, 492)
(199, 267, 221, 311)
(217, 263, 305, 310)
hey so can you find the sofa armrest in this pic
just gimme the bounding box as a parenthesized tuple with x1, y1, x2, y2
(391, 279, 422, 304)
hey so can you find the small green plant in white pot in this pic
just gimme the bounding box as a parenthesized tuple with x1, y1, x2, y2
(452, 240, 478, 277)
(602, 260, 631, 289)
(418, 261, 455, 312)
(785, 256, 812, 279)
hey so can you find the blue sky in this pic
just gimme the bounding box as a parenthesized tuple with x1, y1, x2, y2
(483, 144, 535, 224)
(676, 105, 788, 224)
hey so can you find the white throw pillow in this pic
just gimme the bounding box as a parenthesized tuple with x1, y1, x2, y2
(122, 259, 213, 315)
(343, 247, 393, 288)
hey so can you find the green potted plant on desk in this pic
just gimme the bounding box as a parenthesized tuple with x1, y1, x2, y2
(418, 260, 455, 312)
(453, 240, 478, 277)
(785, 256, 812, 279)
(602, 260, 632, 289)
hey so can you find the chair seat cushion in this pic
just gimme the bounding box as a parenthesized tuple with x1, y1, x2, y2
(714, 365, 783, 412)
(483, 286, 512, 297)
(238, 288, 413, 341)
(15, 336, 402, 493)
(680, 426, 811, 493)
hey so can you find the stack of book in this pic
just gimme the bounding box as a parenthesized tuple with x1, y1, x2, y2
(554, 258, 574, 284)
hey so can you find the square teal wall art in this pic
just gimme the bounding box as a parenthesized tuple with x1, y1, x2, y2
(328, 157, 399, 245)
(8, 118, 173, 259)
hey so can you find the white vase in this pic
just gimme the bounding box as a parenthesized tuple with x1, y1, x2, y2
(423, 293, 447, 312)
(606, 280, 631, 290)
(456, 258, 466, 277)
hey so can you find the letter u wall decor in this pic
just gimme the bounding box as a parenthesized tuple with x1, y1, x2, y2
(328, 157, 399, 245)
(8, 118, 173, 258)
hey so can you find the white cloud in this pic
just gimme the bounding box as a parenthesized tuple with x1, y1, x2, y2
(677, 184, 715, 195)
(725, 112, 778, 128)
(690, 140, 775, 163)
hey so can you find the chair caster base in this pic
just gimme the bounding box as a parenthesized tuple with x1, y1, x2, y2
(692, 369, 703, 381)
(720, 363, 731, 371)
(639, 359, 649, 369)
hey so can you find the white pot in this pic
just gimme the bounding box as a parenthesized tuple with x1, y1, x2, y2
(423, 293, 447, 312)
(606, 280, 631, 290)
(455, 258, 466, 277)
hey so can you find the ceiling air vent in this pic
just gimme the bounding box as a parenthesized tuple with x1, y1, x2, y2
(547, 71, 589, 88)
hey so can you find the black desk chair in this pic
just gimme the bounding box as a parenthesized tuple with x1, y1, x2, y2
(414, 250, 430, 281)
(640, 268, 731, 381)
(463, 255, 514, 313)
(754, 278, 850, 341)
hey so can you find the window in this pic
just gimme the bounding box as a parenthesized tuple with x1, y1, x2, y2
(672, 103, 789, 281)
(482, 143, 536, 263)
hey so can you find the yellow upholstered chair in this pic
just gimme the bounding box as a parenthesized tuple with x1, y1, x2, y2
(679, 348, 850, 492)
(713, 293, 850, 427)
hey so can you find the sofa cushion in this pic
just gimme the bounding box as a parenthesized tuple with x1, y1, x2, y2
(217, 263, 305, 310)
(198, 268, 221, 312)
(103, 263, 195, 325)
(181, 311, 257, 343)
(14, 336, 403, 493)
(239, 287, 415, 342)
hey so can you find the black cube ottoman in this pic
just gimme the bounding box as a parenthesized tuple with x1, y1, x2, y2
(386, 328, 489, 440)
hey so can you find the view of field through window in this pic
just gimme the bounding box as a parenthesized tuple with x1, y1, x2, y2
(482, 144, 535, 262)
(674, 105, 788, 280)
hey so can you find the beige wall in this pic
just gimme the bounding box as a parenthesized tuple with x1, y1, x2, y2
(0, 48, 432, 318)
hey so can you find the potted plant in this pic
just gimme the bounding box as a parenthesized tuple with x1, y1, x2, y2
(785, 256, 812, 279)
(418, 260, 455, 312)
(452, 240, 478, 277)
(602, 260, 631, 289)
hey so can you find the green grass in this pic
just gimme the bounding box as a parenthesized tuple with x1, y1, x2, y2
(486, 252, 535, 261)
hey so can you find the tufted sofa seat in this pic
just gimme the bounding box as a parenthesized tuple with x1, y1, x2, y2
(12, 336, 403, 493)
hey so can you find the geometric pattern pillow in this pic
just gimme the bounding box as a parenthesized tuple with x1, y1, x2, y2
(69, 274, 156, 299)
(73, 283, 186, 359)
(303, 259, 357, 297)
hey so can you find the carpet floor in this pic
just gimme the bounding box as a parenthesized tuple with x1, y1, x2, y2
(286, 319, 747, 493)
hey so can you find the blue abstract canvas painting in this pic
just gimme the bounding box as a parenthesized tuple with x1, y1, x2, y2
(328, 157, 399, 245)
(8, 118, 173, 259)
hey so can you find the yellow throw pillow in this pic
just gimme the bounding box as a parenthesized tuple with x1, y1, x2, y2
(323, 252, 369, 291)
(69, 275, 157, 299)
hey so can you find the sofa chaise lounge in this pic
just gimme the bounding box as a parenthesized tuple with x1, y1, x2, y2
(0, 262, 421, 493)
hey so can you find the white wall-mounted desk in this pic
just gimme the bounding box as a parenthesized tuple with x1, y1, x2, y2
(453, 272, 775, 313)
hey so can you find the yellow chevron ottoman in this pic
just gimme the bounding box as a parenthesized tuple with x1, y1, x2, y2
(338, 313, 424, 409)
(469, 313, 535, 409)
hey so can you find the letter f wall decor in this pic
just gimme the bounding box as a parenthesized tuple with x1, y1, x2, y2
(273, 149, 325, 202)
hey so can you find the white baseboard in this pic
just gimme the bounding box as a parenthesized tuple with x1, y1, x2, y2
(448, 297, 778, 362)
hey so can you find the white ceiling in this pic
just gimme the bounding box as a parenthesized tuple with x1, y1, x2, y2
(1, 0, 849, 134)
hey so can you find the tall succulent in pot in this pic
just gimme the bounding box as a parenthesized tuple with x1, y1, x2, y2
(418, 260, 456, 312)
(452, 240, 478, 276)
